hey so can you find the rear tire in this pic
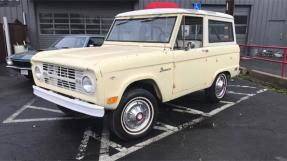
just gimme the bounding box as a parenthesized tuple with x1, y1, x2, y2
(57, 105, 81, 116)
(109, 88, 158, 140)
(205, 73, 228, 103)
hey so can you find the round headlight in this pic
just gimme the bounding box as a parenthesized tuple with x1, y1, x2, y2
(82, 76, 94, 93)
(6, 59, 13, 66)
(35, 66, 42, 80)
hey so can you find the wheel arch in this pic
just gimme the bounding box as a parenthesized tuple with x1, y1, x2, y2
(212, 70, 231, 83)
(124, 79, 163, 102)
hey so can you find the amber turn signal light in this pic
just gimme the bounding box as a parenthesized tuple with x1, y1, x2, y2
(107, 96, 118, 104)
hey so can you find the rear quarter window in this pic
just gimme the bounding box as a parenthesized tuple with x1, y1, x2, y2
(208, 20, 234, 43)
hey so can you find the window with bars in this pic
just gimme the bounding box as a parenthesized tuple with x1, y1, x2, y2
(234, 15, 248, 35)
(39, 13, 114, 35)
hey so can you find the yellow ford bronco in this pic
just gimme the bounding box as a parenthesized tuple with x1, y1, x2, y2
(32, 8, 240, 140)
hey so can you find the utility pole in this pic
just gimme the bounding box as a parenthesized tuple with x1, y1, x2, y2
(225, 0, 235, 16)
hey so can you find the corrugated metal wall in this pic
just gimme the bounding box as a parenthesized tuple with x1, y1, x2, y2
(0, 0, 38, 48)
(247, 0, 287, 46)
(0, 1, 27, 23)
(1, 0, 287, 47)
(138, 0, 287, 46)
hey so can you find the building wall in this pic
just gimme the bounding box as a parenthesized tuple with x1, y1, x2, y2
(0, 0, 38, 48)
(138, 0, 287, 46)
(0, 0, 136, 49)
(1, 0, 287, 48)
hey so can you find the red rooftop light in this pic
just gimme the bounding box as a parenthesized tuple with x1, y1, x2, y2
(145, 2, 179, 9)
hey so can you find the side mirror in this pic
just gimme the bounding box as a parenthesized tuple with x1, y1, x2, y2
(185, 42, 195, 51)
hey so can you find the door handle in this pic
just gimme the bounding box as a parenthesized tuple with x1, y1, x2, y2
(202, 49, 209, 53)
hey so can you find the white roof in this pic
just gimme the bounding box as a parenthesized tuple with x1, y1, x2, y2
(117, 8, 233, 19)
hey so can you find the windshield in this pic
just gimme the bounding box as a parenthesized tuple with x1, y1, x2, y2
(53, 37, 87, 49)
(107, 17, 176, 43)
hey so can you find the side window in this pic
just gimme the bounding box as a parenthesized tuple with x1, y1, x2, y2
(174, 16, 203, 50)
(208, 20, 234, 43)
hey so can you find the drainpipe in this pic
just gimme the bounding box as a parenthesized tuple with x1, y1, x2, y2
(22, 12, 26, 25)
(3, 17, 12, 64)
(225, 0, 235, 16)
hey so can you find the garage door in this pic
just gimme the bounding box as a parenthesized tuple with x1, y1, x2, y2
(36, 1, 134, 49)
(202, 5, 250, 45)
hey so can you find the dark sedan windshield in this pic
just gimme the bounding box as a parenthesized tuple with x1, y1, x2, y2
(107, 17, 176, 43)
(53, 37, 87, 49)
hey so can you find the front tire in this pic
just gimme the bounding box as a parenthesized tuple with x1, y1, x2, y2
(109, 88, 158, 140)
(205, 73, 228, 103)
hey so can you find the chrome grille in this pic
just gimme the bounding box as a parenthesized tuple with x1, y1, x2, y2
(42, 63, 84, 92)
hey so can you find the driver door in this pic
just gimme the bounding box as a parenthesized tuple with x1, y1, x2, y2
(171, 16, 209, 96)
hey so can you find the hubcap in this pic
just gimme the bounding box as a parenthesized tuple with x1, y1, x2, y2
(215, 74, 227, 99)
(121, 97, 153, 135)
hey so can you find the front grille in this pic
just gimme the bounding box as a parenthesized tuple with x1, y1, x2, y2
(42, 63, 84, 92)
(12, 61, 31, 68)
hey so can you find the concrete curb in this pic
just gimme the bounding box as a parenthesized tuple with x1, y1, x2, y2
(240, 67, 287, 89)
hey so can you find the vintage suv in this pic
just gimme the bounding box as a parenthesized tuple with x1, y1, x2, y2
(32, 9, 240, 140)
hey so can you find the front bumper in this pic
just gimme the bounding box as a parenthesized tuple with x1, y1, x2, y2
(6, 65, 31, 70)
(33, 86, 105, 117)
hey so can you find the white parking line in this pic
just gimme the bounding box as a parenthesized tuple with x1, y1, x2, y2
(76, 127, 126, 160)
(2, 99, 35, 123)
(76, 122, 177, 161)
(228, 85, 257, 89)
(5, 117, 88, 123)
(2, 98, 89, 124)
(107, 118, 205, 161)
(275, 156, 287, 161)
(168, 88, 268, 118)
(168, 101, 235, 117)
(154, 122, 177, 132)
(76, 128, 93, 160)
(256, 89, 268, 94)
(99, 117, 111, 161)
(28, 105, 63, 114)
(227, 91, 255, 96)
(167, 103, 210, 117)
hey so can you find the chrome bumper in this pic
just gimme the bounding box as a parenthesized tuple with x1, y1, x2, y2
(33, 86, 105, 117)
(6, 65, 31, 70)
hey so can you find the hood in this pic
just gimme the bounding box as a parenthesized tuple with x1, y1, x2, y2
(10, 47, 61, 62)
(32, 45, 164, 68)
(10, 50, 38, 62)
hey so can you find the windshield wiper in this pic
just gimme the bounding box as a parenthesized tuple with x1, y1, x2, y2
(116, 21, 129, 26)
(140, 18, 155, 22)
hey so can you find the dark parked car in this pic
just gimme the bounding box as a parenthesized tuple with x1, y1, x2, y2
(6, 35, 105, 78)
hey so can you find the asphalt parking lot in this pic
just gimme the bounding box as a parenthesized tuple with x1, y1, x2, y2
(1, 66, 287, 161)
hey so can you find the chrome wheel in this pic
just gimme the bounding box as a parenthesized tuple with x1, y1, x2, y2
(121, 97, 154, 135)
(215, 74, 227, 99)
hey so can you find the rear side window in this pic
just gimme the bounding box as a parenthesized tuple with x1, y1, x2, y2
(208, 20, 234, 43)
